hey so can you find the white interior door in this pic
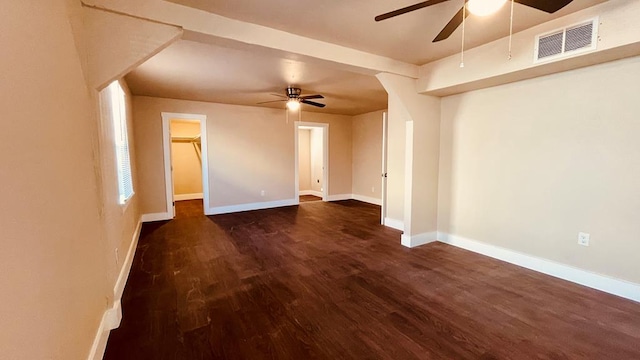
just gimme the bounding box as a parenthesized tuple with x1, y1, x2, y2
(381, 112, 388, 224)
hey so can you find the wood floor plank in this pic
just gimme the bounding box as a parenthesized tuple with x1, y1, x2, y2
(104, 200, 640, 359)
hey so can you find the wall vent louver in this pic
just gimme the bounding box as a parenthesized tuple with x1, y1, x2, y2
(538, 31, 564, 59)
(534, 18, 598, 63)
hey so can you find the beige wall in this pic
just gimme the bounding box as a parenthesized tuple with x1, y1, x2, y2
(170, 121, 203, 196)
(133, 97, 354, 213)
(0, 0, 140, 358)
(298, 129, 312, 191)
(133, 98, 168, 213)
(439, 56, 640, 284)
(135, 98, 293, 211)
(352, 110, 384, 200)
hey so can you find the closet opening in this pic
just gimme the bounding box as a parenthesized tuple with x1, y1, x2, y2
(295, 122, 328, 204)
(161, 112, 209, 217)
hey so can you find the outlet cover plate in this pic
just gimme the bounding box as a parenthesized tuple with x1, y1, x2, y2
(578, 232, 590, 246)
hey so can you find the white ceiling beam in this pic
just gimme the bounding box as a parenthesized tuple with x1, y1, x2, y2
(81, 0, 419, 79)
(81, 7, 182, 90)
(417, 1, 640, 96)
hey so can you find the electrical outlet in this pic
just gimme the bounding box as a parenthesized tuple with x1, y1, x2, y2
(371, 186, 375, 193)
(115, 248, 119, 265)
(260, 190, 265, 196)
(578, 232, 590, 247)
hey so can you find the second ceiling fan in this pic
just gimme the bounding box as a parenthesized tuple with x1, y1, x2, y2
(258, 87, 325, 110)
(375, 0, 574, 43)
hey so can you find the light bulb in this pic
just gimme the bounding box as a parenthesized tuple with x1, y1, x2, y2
(467, 0, 507, 16)
(286, 99, 300, 111)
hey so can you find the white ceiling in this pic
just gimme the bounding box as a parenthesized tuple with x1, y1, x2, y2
(126, 0, 607, 115)
(125, 40, 389, 116)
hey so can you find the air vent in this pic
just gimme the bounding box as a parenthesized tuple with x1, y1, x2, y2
(538, 31, 563, 59)
(534, 18, 598, 63)
(565, 22, 594, 52)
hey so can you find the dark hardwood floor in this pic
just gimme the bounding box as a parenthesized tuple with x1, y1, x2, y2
(299, 195, 322, 202)
(104, 200, 640, 359)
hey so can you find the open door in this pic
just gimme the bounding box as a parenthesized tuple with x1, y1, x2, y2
(381, 112, 388, 224)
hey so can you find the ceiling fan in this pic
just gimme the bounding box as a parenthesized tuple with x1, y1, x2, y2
(258, 87, 326, 110)
(375, 0, 573, 43)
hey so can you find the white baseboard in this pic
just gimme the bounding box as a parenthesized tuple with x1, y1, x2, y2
(207, 198, 298, 215)
(352, 194, 382, 206)
(384, 217, 404, 231)
(401, 231, 438, 248)
(174, 192, 203, 201)
(141, 212, 172, 222)
(105, 300, 122, 330)
(114, 219, 142, 300)
(326, 194, 352, 201)
(87, 300, 121, 360)
(299, 190, 323, 197)
(87, 306, 113, 360)
(88, 277, 128, 359)
(88, 217, 143, 360)
(438, 232, 640, 303)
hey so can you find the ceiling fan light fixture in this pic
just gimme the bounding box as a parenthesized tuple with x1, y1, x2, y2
(286, 99, 301, 111)
(467, 0, 507, 16)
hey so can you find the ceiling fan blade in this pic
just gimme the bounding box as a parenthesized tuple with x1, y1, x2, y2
(432, 5, 469, 43)
(300, 94, 324, 100)
(269, 93, 288, 98)
(514, 0, 572, 13)
(301, 100, 326, 108)
(257, 99, 287, 104)
(375, 0, 450, 22)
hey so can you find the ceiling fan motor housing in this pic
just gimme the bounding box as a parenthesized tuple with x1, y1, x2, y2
(286, 87, 302, 99)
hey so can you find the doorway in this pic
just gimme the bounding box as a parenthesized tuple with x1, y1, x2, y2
(161, 112, 209, 217)
(295, 122, 328, 203)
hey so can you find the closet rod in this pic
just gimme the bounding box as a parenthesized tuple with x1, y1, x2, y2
(171, 135, 201, 143)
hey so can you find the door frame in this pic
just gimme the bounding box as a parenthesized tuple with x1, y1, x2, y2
(381, 111, 388, 224)
(161, 112, 209, 217)
(294, 122, 329, 202)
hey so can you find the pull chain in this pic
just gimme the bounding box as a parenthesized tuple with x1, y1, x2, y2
(460, 0, 466, 68)
(508, 0, 514, 60)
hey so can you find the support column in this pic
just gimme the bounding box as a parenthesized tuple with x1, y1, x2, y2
(376, 73, 441, 248)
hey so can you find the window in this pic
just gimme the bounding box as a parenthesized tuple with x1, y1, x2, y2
(104, 81, 134, 204)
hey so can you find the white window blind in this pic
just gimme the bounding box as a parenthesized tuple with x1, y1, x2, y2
(106, 81, 134, 204)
